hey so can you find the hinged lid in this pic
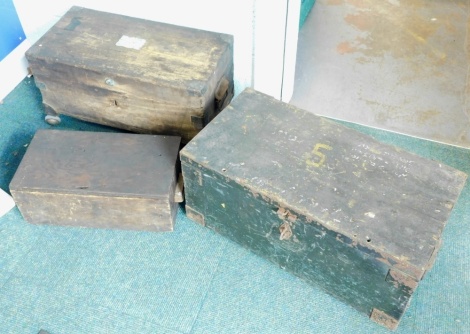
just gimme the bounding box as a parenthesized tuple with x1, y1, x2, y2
(180, 88, 467, 280)
(11, 130, 181, 199)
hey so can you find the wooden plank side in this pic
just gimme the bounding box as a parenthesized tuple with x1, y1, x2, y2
(36, 78, 203, 141)
(11, 190, 174, 232)
(181, 88, 468, 280)
(181, 160, 413, 327)
(29, 55, 232, 141)
(29, 54, 209, 109)
(10, 130, 180, 232)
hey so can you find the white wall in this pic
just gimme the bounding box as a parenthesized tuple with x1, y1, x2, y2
(253, 0, 300, 101)
(6, 0, 300, 102)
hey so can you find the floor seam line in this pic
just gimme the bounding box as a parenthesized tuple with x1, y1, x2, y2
(186, 242, 228, 334)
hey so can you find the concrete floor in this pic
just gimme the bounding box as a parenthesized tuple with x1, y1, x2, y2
(291, 0, 470, 148)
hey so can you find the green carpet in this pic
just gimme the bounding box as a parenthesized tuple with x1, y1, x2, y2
(0, 78, 469, 333)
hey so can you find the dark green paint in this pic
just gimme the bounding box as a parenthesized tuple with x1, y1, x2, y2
(183, 161, 411, 320)
(180, 88, 467, 329)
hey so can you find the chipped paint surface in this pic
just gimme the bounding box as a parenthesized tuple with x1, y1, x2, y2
(387, 268, 418, 290)
(182, 89, 467, 276)
(365, 212, 376, 219)
(180, 88, 468, 329)
(182, 158, 414, 325)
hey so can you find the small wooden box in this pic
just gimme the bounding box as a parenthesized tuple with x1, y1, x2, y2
(26, 6, 234, 143)
(180, 89, 467, 329)
(10, 130, 181, 232)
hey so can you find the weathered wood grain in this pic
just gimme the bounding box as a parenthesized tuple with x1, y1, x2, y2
(26, 6, 234, 142)
(10, 130, 181, 231)
(11, 191, 174, 232)
(180, 88, 467, 329)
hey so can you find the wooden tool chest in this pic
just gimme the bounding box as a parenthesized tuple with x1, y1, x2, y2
(180, 88, 467, 329)
(26, 6, 234, 142)
(10, 130, 181, 232)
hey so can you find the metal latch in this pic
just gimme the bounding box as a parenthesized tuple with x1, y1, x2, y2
(215, 76, 232, 111)
(279, 222, 292, 240)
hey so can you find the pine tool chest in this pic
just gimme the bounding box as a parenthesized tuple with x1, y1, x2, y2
(180, 89, 467, 329)
(26, 6, 234, 142)
(10, 130, 182, 232)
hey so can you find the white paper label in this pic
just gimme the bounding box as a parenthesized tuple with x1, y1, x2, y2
(116, 35, 146, 50)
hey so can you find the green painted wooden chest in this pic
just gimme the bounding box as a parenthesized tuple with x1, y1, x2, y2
(180, 88, 467, 329)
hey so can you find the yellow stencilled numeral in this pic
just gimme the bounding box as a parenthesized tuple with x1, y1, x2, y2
(306, 143, 333, 168)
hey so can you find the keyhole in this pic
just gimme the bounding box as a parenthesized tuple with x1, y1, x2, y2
(114, 100, 119, 106)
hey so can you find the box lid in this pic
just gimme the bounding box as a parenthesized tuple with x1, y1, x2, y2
(180, 88, 467, 280)
(10, 130, 181, 199)
(25, 6, 233, 95)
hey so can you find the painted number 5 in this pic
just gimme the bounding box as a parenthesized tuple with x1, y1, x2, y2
(307, 143, 333, 168)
